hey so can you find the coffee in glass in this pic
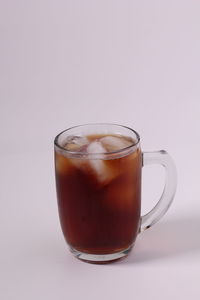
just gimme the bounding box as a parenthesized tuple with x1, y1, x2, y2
(54, 124, 177, 263)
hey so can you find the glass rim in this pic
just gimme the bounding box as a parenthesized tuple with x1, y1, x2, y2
(54, 123, 140, 157)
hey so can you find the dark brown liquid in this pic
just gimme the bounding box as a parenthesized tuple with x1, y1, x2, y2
(55, 135, 142, 254)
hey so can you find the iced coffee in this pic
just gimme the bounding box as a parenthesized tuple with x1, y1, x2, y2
(55, 133, 142, 256)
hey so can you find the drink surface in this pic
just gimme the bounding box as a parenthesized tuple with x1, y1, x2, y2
(55, 134, 142, 254)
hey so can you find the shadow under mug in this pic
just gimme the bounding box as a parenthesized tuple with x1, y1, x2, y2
(54, 124, 177, 263)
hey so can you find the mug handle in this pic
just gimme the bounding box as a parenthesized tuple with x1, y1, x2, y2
(140, 150, 177, 232)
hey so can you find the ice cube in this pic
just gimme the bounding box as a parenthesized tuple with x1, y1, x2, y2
(68, 141, 106, 180)
(100, 135, 132, 152)
(69, 140, 121, 185)
(87, 141, 108, 183)
(64, 135, 88, 151)
(87, 141, 106, 156)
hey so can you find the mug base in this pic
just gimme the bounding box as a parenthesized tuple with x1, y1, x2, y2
(70, 245, 133, 264)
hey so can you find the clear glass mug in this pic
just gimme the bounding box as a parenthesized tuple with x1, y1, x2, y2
(54, 124, 177, 263)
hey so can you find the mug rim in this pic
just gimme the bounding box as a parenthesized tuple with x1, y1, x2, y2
(54, 123, 140, 158)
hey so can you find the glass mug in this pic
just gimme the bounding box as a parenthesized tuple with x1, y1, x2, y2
(54, 124, 177, 263)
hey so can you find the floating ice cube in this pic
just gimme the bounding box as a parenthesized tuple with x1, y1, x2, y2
(100, 135, 132, 152)
(87, 141, 108, 183)
(64, 135, 89, 151)
(87, 141, 106, 156)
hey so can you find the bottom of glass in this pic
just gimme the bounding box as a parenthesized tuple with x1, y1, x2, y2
(70, 245, 133, 264)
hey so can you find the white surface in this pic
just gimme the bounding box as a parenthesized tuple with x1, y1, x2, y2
(1, 1, 200, 299)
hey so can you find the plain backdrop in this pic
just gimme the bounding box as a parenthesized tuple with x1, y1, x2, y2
(1, 1, 200, 299)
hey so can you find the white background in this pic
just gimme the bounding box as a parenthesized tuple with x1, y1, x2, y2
(1, 1, 200, 299)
